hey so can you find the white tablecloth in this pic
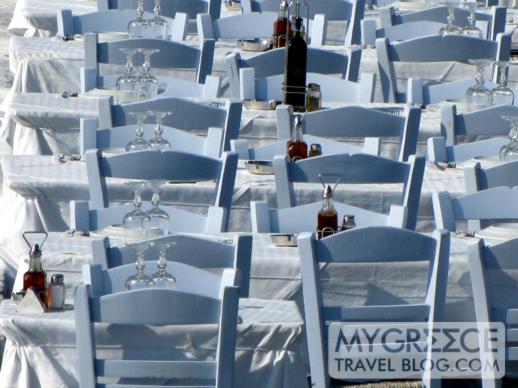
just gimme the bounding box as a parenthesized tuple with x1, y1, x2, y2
(0, 92, 443, 156)
(0, 154, 465, 262)
(0, 296, 306, 388)
(0, 229, 480, 388)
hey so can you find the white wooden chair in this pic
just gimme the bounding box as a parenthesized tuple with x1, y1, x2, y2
(376, 33, 511, 103)
(427, 104, 518, 164)
(76, 262, 239, 387)
(276, 104, 421, 162)
(90, 233, 253, 297)
(272, 153, 426, 230)
(299, 226, 450, 387)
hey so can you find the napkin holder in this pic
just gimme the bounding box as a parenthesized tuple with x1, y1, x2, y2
(14, 288, 47, 313)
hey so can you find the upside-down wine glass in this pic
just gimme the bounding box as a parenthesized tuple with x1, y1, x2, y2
(492, 61, 515, 106)
(138, 48, 160, 100)
(148, 111, 172, 149)
(126, 111, 150, 151)
(466, 59, 493, 111)
(499, 116, 518, 161)
(151, 241, 176, 288)
(148, 0, 168, 39)
(439, 0, 463, 35)
(124, 181, 155, 289)
(116, 48, 140, 104)
(461, 0, 483, 38)
(147, 180, 170, 236)
(128, 0, 150, 38)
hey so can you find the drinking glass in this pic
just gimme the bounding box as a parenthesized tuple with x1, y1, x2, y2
(466, 59, 493, 111)
(116, 48, 140, 104)
(151, 241, 176, 288)
(148, 111, 172, 149)
(499, 116, 518, 161)
(148, 0, 168, 39)
(128, 0, 150, 38)
(492, 61, 515, 106)
(147, 180, 170, 236)
(138, 48, 160, 100)
(123, 181, 154, 290)
(126, 111, 150, 151)
(461, 1, 482, 38)
(439, 0, 462, 36)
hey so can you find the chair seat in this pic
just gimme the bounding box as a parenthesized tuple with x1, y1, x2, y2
(494, 308, 518, 324)
(324, 304, 430, 322)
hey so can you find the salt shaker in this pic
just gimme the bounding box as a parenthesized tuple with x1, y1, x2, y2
(47, 274, 65, 310)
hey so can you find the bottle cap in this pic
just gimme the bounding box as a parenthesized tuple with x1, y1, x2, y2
(51, 274, 64, 285)
(308, 83, 320, 91)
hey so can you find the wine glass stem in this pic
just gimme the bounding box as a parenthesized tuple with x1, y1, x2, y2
(151, 188, 160, 208)
(136, 251, 145, 272)
(134, 189, 142, 209)
(448, 7, 455, 28)
(136, 121, 145, 138)
(156, 119, 162, 137)
(143, 57, 151, 75)
(475, 65, 485, 86)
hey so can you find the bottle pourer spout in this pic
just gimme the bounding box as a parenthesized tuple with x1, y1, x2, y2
(323, 184, 333, 199)
(30, 243, 42, 258)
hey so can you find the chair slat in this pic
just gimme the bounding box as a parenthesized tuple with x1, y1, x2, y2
(323, 304, 430, 322)
(96, 359, 216, 379)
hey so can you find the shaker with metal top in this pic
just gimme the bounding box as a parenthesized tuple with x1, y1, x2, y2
(306, 83, 321, 112)
(47, 274, 65, 310)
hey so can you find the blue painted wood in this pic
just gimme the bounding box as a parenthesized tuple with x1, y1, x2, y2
(273, 153, 425, 230)
(57, 9, 176, 39)
(197, 12, 276, 40)
(75, 264, 238, 386)
(231, 133, 378, 161)
(251, 199, 407, 232)
(80, 119, 224, 157)
(239, 70, 375, 103)
(433, 187, 518, 232)
(96, 0, 222, 19)
(91, 233, 253, 297)
(275, 104, 420, 162)
(468, 237, 518, 386)
(428, 104, 518, 163)
(225, 46, 362, 98)
(240, 0, 364, 46)
(82, 33, 215, 91)
(380, 5, 506, 41)
(108, 97, 242, 151)
(376, 32, 511, 103)
(298, 227, 450, 387)
(82, 149, 237, 231)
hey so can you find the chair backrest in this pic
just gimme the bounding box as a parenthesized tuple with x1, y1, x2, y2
(97, 0, 222, 19)
(86, 148, 237, 207)
(407, 76, 498, 106)
(90, 233, 252, 296)
(464, 160, 518, 231)
(57, 9, 180, 39)
(99, 97, 242, 151)
(240, 0, 365, 45)
(273, 153, 425, 230)
(197, 12, 276, 41)
(433, 187, 518, 232)
(81, 33, 215, 92)
(71, 200, 231, 233)
(275, 104, 421, 162)
(80, 118, 224, 157)
(225, 46, 362, 98)
(464, 160, 518, 194)
(298, 227, 450, 387)
(427, 104, 518, 163)
(231, 133, 379, 160)
(362, 19, 447, 48)
(239, 69, 376, 103)
(75, 266, 238, 387)
(468, 237, 518, 376)
(376, 33, 511, 103)
(251, 199, 407, 233)
(380, 5, 506, 41)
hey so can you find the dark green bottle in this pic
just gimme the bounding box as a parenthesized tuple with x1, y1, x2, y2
(283, 4, 307, 112)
